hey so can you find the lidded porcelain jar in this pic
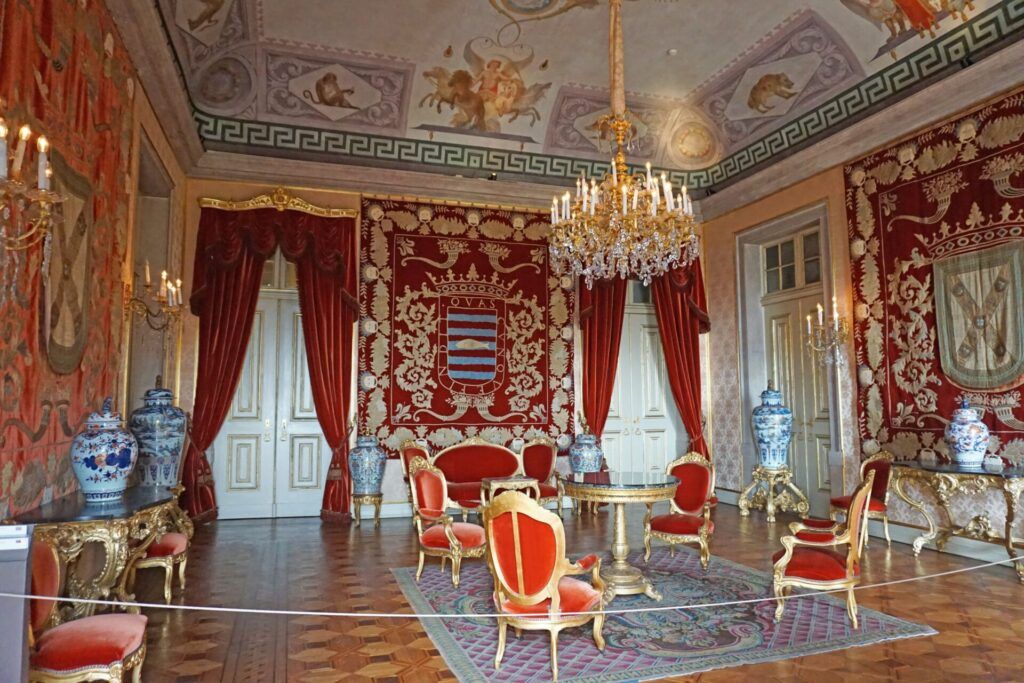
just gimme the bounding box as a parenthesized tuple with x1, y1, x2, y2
(70, 398, 139, 503)
(944, 400, 990, 468)
(569, 433, 603, 473)
(349, 436, 387, 495)
(129, 376, 187, 487)
(751, 381, 793, 471)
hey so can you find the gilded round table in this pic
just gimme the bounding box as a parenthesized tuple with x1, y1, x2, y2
(559, 471, 678, 601)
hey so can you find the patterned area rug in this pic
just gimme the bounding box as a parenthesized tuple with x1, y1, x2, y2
(393, 546, 935, 682)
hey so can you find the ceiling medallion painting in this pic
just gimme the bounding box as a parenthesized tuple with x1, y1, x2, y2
(160, 0, 1021, 187)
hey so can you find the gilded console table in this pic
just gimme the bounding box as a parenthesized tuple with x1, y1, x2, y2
(560, 471, 678, 601)
(13, 485, 193, 623)
(891, 462, 1024, 583)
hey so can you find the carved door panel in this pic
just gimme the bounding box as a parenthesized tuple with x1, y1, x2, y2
(274, 299, 330, 518)
(763, 293, 830, 515)
(603, 283, 683, 473)
(213, 292, 328, 519)
(213, 298, 276, 519)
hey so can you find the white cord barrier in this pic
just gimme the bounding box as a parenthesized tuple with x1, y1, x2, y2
(0, 555, 1018, 620)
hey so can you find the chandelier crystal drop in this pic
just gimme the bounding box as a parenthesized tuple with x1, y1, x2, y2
(548, 0, 700, 288)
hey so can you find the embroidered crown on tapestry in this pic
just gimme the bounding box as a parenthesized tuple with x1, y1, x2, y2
(357, 199, 575, 454)
(846, 85, 1024, 466)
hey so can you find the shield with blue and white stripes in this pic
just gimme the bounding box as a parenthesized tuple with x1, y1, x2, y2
(444, 308, 499, 384)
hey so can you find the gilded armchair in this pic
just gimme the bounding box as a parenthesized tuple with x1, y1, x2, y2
(521, 437, 565, 513)
(829, 451, 894, 547)
(29, 540, 148, 683)
(482, 491, 606, 682)
(409, 456, 486, 587)
(772, 471, 875, 629)
(643, 452, 715, 569)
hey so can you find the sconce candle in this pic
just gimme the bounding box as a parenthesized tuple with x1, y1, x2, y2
(0, 119, 8, 179)
(11, 125, 30, 177)
(36, 136, 49, 190)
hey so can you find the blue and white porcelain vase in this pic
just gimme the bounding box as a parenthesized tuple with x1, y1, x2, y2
(944, 400, 990, 468)
(569, 433, 603, 473)
(70, 398, 139, 503)
(751, 381, 793, 471)
(128, 376, 187, 487)
(349, 436, 387, 495)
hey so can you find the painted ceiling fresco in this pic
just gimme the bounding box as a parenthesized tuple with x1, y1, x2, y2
(158, 0, 1024, 189)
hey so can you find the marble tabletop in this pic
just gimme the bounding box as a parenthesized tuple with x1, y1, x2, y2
(12, 486, 176, 525)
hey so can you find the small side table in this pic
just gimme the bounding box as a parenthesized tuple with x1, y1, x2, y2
(480, 476, 540, 504)
(353, 493, 383, 528)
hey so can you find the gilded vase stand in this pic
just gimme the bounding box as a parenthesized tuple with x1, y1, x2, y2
(559, 471, 679, 601)
(892, 462, 1024, 583)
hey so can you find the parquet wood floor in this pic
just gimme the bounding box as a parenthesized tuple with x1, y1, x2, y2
(134, 504, 1024, 682)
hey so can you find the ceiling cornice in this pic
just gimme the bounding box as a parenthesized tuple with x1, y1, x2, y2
(192, 151, 556, 210)
(698, 37, 1024, 223)
(106, 0, 204, 171)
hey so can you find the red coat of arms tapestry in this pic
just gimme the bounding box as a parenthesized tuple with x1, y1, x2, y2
(846, 86, 1024, 465)
(357, 199, 575, 454)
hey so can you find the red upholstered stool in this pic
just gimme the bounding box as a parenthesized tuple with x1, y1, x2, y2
(30, 540, 147, 682)
(129, 531, 189, 604)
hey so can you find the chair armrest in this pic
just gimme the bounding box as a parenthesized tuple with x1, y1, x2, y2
(439, 515, 462, 551)
(789, 518, 840, 535)
(574, 553, 600, 571)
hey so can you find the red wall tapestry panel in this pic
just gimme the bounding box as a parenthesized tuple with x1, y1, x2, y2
(358, 199, 575, 454)
(0, 0, 136, 515)
(846, 86, 1024, 465)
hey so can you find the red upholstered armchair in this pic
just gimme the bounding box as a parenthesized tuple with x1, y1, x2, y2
(482, 491, 606, 682)
(431, 437, 522, 520)
(521, 437, 565, 514)
(643, 453, 715, 569)
(772, 471, 875, 629)
(400, 440, 431, 508)
(29, 539, 148, 682)
(409, 456, 487, 587)
(830, 451, 894, 547)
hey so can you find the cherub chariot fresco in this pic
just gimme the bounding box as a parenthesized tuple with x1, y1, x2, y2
(840, 0, 977, 59)
(420, 39, 551, 134)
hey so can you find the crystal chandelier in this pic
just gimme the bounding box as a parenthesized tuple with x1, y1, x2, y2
(548, 0, 700, 287)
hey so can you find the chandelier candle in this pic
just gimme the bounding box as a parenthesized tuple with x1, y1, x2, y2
(37, 136, 48, 190)
(11, 125, 29, 177)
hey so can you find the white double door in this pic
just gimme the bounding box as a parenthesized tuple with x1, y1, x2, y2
(601, 288, 685, 473)
(213, 293, 329, 519)
(762, 291, 832, 515)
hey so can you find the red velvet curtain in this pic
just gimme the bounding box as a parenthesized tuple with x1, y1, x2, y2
(183, 207, 357, 521)
(280, 216, 358, 519)
(579, 278, 628, 437)
(651, 259, 711, 456)
(182, 210, 275, 519)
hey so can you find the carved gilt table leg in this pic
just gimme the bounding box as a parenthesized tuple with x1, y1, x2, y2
(603, 502, 662, 602)
(1002, 478, 1024, 584)
(893, 469, 938, 556)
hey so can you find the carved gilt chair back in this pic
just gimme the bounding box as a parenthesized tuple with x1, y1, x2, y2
(483, 491, 569, 613)
(666, 452, 715, 515)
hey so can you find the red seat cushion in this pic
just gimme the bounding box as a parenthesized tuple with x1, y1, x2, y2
(32, 613, 147, 673)
(830, 495, 886, 512)
(649, 513, 713, 536)
(498, 576, 601, 616)
(772, 547, 857, 581)
(801, 517, 836, 529)
(145, 532, 187, 558)
(420, 522, 486, 550)
(447, 482, 481, 507)
(537, 483, 559, 498)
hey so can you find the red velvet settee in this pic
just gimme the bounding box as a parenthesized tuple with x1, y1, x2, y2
(431, 437, 521, 517)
